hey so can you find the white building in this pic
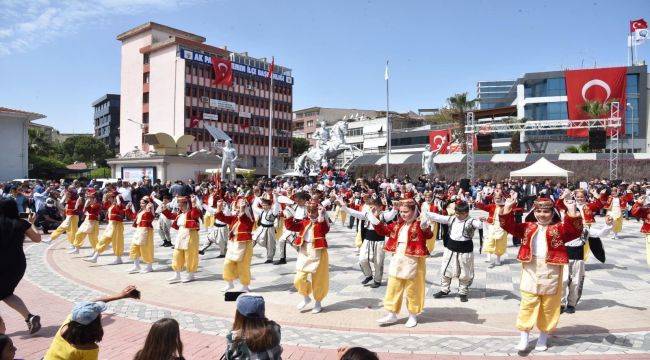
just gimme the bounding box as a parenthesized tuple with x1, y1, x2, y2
(0, 107, 46, 181)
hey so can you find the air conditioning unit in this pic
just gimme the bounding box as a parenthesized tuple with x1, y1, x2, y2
(201, 96, 209, 103)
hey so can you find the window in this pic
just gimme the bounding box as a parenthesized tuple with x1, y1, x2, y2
(626, 74, 639, 95)
(142, 113, 149, 124)
(143, 73, 150, 84)
(625, 98, 640, 136)
(143, 93, 149, 104)
(143, 53, 149, 64)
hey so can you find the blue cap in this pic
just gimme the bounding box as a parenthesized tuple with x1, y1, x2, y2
(71, 301, 107, 325)
(236, 293, 265, 319)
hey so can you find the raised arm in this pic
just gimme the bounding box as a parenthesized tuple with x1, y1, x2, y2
(423, 211, 452, 225)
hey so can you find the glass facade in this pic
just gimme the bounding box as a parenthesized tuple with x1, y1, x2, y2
(524, 102, 568, 120)
(625, 74, 640, 137)
(524, 77, 566, 97)
(477, 80, 516, 110)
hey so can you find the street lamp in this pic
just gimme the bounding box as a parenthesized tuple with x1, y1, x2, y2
(626, 103, 634, 153)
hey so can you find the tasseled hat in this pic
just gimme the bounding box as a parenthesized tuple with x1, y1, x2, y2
(306, 200, 320, 212)
(525, 196, 561, 223)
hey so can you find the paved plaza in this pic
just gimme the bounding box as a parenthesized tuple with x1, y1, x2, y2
(3, 211, 650, 359)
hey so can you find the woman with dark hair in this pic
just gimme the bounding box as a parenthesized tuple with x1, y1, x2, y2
(133, 318, 184, 360)
(0, 198, 42, 335)
(44, 285, 140, 360)
(225, 294, 282, 359)
(337, 346, 379, 360)
(0, 334, 17, 360)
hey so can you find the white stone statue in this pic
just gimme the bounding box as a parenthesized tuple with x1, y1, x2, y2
(421, 144, 439, 176)
(312, 120, 330, 150)
(219, 140, 238, 181)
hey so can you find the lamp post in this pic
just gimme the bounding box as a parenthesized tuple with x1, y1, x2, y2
(626, 103, 634, 153)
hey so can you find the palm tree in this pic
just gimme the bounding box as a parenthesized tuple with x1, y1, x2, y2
(580, 99, 612, 118)
(447, 92, 477, 152)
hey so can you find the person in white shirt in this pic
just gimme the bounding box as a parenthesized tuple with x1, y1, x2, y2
(252, 196, 281, 263)
(274, 192, 310, 265)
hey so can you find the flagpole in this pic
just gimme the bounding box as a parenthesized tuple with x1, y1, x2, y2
(268, 57, 274, 178)
(385, 60, 390, 178)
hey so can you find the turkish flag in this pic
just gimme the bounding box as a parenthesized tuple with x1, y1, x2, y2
(267, 57, 274, 79)
(428, 130, 451, 153)
(565, 67, 626, 137)
(241, 119, 250, 129)
(630, 18, 648, 32)
(211, 56, 233, 86)
(190, 116, 200, 128)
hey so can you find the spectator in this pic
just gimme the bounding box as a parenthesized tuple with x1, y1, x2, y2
(337, 347, 379, 360)
(36, 198, 63, 234)
(133, 318, 184, 360)
(43, 285, 140, 360)
(0, 199, 42, 335)
(224, 294, 282, 360)
(0, 334, 17, 360)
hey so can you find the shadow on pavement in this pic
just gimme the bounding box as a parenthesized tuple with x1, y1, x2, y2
(417, 307, 485, 325)
(576, 298, 646, 312)
(553, 324, 634, 348)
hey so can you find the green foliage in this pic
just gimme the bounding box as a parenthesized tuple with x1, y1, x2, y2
(90, 167, 111, 179)
(28, 155, 68, 179)
(59, 136, 114, 166)
(292, 137, 310, 156)
(446, 92, 477, 152)
(565, 143, 590, 153)
(424, 108, 454, 124)
(580, 99, 614, 118)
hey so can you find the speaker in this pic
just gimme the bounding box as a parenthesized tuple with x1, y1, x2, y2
(589, 129, 606, 150)
(459, 178, 471, 192)
(476, 134, 492, 151)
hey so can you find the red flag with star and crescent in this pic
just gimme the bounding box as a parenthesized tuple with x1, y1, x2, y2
(630, 18, 648, 32)
(267, 57, 274, 79)
(565, 67, 626, 137)
(211, 56, 233, 86)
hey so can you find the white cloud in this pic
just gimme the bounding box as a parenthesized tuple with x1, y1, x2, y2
(0, 0, 201, 56)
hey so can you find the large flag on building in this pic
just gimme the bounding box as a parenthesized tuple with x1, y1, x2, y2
(267, 57, 274, 79)
(211, 56, 233, 86)
(429, 129, 451, 153)
(565, 67, 626, 137)
(630, 18, 648, 45)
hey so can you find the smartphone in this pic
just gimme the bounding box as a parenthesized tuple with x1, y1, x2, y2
(19, 212, 29, 219)
(224, 291, 245, 302)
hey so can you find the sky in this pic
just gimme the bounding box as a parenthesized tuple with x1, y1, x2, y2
(1, 0, 649, 133)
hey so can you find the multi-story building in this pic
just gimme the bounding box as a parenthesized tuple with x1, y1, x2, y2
(117, 22, 294, 171)
(512, 65, 648, 153)
(476, 81, 516, 110)
(293, 107, 379, 146)
(0, 107, 46, 181)
(92, 94, 120, 153)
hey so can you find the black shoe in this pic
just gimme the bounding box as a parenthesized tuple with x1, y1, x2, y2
(162, 242, 173, 247)
(459, 295, 468, 302)
(26, 315, 41, 334)
(565, 305, 575, 314)
(560, 306, 566, 314)
(433, 291, 449, 299)
(369, 281, 381, 288)
(217, 254, 226, 258)
(273, 258, 286, 265)
(264, 259, 274, 264)
(361, 276, 374, 285)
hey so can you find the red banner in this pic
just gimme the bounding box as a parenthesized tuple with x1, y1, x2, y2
(211, 56, 233, 86)
(565, 67, 626, 137)
(428, 129, 451, 153)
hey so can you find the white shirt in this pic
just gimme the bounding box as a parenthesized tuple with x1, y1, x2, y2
(118, 187, 132, 202)
(532, 226, 548, 258)
(398, 223, 410, 244)
(424, 212, 482, 242)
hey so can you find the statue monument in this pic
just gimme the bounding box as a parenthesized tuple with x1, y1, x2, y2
(216, 139, 238, 181)
(293, 120, 357, 173)
(421, 139, 445, 176)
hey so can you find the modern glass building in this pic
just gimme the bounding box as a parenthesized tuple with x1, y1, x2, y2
(92, 94, 121, 153)
(476, 80, 516, 110)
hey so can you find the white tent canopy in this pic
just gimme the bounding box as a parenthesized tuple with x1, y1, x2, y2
(510, 157, 573, 180)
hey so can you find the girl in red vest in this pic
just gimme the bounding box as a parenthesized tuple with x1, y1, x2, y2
(162, 195, 203, 283)
(284, 200, 330, 314)
(89, 193, 133, 265)
(216, 198, 254, 292)
(51, 187, 83, 249)
(72, 190, 102, 255)
(128, 196, 156, 274)
(371, 198, 432, 328)
(499, 195, 583, 351)
(630, 195, 650, 266)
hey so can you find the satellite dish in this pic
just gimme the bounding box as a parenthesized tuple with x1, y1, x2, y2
(205, 124, 232, 142)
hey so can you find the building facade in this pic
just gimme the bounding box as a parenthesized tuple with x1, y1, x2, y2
(0, 107, 46, 181)
(476, 81, 516, 110)
(93, 94, 121, 153)
(117, 22, 293, 171)
(293, 107, 379, 146)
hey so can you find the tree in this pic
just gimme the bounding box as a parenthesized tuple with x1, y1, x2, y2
(28, 128, 57, 157)
(29, 154, 69, 179)
(565, 143, 590, 153)
(59, 136, 114, 166)
(580, 99, 613, 118)
(292, 137, 310, 156)
(447, 92, 477, 152)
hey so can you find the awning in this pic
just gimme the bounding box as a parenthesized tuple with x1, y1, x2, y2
(633, 153, 650, 160)
(363, 123, 384, 134)
(434, 153, 466, 163)
(558, 153, 597, 161)
(363, 137, 387, 149)
(491, 154, 527, 163)
(375, 153, 416, 165)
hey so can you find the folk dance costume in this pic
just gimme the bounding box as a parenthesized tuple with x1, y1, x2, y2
(128, 198, 156, 274)
(156, 200, 173, 247)
(630, 200, 650, 266)
(202, 202, 230, 258)
(252, 198, 281, 263)
(89, 196, 133, 265)
(284, 201, 330, 314)
(425, 202, 483, 301)
(163, 196, 203, 283)
(51, 189, 83, 249)
(474, 200, 508, 267)
(274, 195, 309, 265)
(372, 200, 432, 328)
(499, 197, 583, 351)
(603, 190, 633, 239)
(216, 201, 255, 292)
(71, 192, 101, 255)
(341, 203, 397, 288)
